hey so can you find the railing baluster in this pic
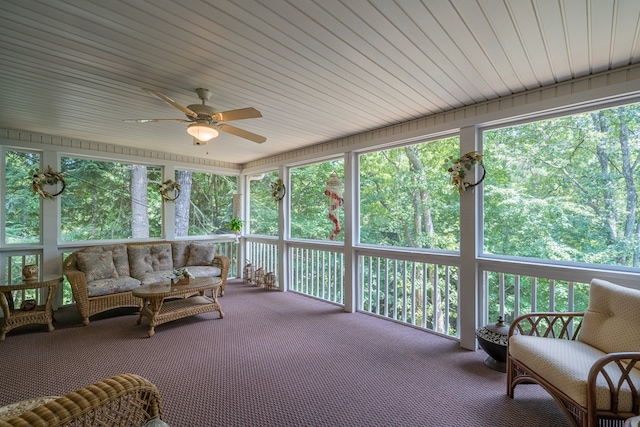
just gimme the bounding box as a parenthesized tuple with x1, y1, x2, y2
(430, 265, 437, 332)
(384, 259, 389, 318)
(498, 272, 505, 320)
(443, 265, 449, 335)
(421, 262, 427, 329)
(410, 262, 416, 325)
(513, 275, 520, 321)
(323, 250, 327, 299)
(392, 259, 398, 320)
(338, 253, 343, 303)
(401, 260, 407, 323)
(366, 256, 372, 312)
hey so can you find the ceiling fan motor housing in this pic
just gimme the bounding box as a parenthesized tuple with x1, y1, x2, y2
(186, 104, 217, 121)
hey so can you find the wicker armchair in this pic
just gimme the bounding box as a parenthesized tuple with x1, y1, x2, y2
(507, 279, 640, 427)
(0, 373, 163, 427)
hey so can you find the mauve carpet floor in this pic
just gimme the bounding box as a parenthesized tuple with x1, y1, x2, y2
(0, 279, 570, 427)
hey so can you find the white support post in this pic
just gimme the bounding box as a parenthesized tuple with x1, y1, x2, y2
(42, 151, 61, 308)
(342, 152, 357, 313)
(163, 165, 177, 241)
(237, 174, 248, 278)
(458, 125, 480, 350)
(277, 166, 289, 292)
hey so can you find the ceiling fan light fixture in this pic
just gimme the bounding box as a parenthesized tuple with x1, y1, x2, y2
(187, 122, 219, 142)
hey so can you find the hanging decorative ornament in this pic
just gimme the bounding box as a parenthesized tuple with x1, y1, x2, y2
(159, 179, 181, 202)
(324, 173, 344, 241)
(447, 151, 486, 194)
(271, 178, 286, 201)
(30, 166, 66, 199)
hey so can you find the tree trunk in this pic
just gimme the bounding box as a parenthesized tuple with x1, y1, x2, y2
(616, 108, 639, 266)
(175, 170, 192, 237)
(404, 146, 443, 332)
(591, 112, 618, 244)
(131, 165, 149, 238)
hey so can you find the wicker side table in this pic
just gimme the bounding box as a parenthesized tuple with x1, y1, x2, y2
(0, 274, 62, 341)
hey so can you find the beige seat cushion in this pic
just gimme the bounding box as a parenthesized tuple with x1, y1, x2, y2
(509, 335, 640, 411)
(578, 279, 640, 353)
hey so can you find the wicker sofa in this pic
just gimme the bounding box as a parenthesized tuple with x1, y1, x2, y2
(0, 373, 164, 426)
(63, 241, 229, 325)
(507, 278, 640, 427)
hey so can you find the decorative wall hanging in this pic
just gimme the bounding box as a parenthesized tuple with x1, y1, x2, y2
(447, 151, 485, 194)
(271, 179, 286, 201)
(159, 179, 181, 202)
(31, 166, 66, 199)
(324, 173, 344, 241)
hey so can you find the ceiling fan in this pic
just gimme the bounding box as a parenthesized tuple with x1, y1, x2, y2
(124, 88, 266, 145)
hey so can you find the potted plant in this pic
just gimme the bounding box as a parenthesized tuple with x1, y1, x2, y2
(227, 218, 244, 236)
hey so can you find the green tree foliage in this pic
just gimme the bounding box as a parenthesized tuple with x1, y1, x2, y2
(4, 150, 40, 243)
(179, 171, 236, 235)
(484, 105, 640, 267)
(249, 170, 279, 236)
(359, 137, 460, 249)
(290, 159, 344, 241)
(483, 105, 639, 322)
(60, 157, 162, 241)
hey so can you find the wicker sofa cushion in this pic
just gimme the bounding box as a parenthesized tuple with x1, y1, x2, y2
(87, 276, 142, 297)
(183, 265, 222, 279)
(135, 270, 174, 286)
(186, 243, 216, 266)
(129, 244, 173, 277)
(509, 334, 640, 411)
(171, 241, 190, 269)
(77, 251, 118, 283)
(577, 279, 640, 353)
(84, 244, 130, 277)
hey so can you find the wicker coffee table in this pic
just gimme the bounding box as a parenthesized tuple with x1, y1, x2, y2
(132, 277, 223, 337)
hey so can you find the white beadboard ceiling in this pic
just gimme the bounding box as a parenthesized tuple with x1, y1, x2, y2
(1, 0, 639, 165)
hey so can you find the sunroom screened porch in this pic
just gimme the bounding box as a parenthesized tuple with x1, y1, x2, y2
(2, 62, 640, 352)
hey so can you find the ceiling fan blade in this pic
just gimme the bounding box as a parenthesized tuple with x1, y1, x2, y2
(123, 119, 189, 123)
(218, 124, 266, 144)
(142, 88, 198, 119)
(212, 107, 262, 122)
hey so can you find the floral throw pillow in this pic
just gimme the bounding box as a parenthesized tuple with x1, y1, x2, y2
(186, 243, 216, 266)
(77, 250, 119, 283)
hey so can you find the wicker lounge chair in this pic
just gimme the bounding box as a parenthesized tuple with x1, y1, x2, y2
(0, 373, 163, 427)
(507, 279, 640, 427)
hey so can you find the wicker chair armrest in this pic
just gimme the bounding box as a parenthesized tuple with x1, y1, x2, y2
(0, 373, 163, 427)
(508, 312, 584, 340)
(213, 254, 230, 278)
(587, 352, 640, 423)
(62, 268, 89, 306)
